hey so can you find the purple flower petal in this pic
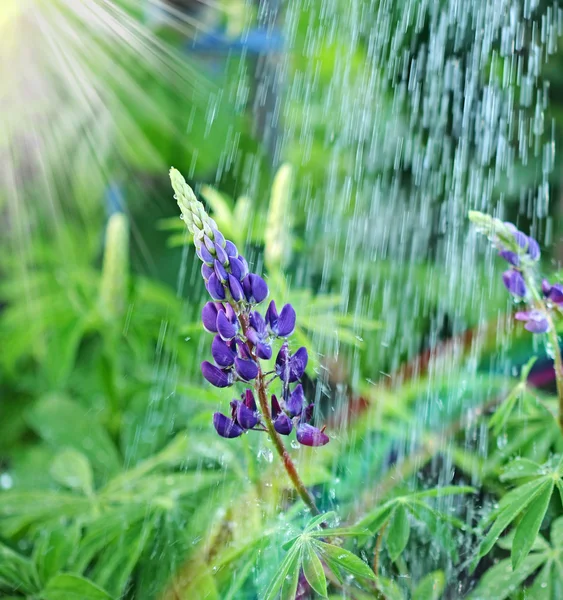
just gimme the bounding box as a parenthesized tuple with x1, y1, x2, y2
(498, 250, 520, 266)
(214, 260, 228, 283)
(265, 300, 279, 330)
(215, 244, 229, 266)
(274, 413, 293, 435)
(514, 311, 532, 321)
(211, 335, 236, 367)
(286, 384, 304, 417)
(277, 304, 297, 337)
(236, 402, 259, 429)
(225, 240, 238, 258)
(502, 269, 527, 298)
(201, 362, 233, 388)
(229, 257, 245, 280)
(249, 311, 267, 335)
(542, 279, 552, 297)
(197, 243, 215, 266)
(217, 310, 238, 340)
(275, 344, 309, 382)
(204, 235, 216, 255)
(242, 274, 269, 304)
(206, 273, 226, 301)
(234, 357, 258, 381)
(201, 302, 220, 332)
(549, 284, 563, 304)
(296, 424, 329, 447)
(304, 403, 314, 423)
(228, 274, 245, 302)
(524, 318, 550, 333)
(213, 412, 243, 438)
(243, 389, 257, 411)
(212, 229, 225, 248)
(271, 394, 281, 418)
(527, 237, 540, 260)
(201, 264, 213, 281)
(256, 342, 272, 360)
(504, 223, 528, 248)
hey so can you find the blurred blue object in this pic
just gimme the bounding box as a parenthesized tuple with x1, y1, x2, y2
(105, 182, 125, 217)
(188, 27, 283, 55)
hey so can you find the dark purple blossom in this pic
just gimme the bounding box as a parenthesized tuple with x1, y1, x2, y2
(274, 413, 293, 435)
(236, 400, 260, 429)
(276, 344, 308, 383)
(234, 357, 258, 381)
(206, 273, 226, 301)
(286, 384, 304, 417)
(515, 310, 550, 333)
(265, 301, 297, 337)
(547, 283, 563, 305)
(228, 274, 245, 302)
(542, 279, 552, 297)
(502, 269, 527, 298)
(498, 250, 519, 266)
(201, 302, 222, 332)
(213, 412, 243, 438)
(211, 336, 236, 367)
(247, 312, 272, 360)
(242, 274, 269, 304)
(296, 423, 329, 447)
(201, 361, 233, 388)
(216, 308, 239, 340)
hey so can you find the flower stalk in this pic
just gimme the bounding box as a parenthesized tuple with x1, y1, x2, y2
(170, 167, 329, 514)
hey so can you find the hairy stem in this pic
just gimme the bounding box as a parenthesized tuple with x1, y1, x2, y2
(254, 372, 321, 516)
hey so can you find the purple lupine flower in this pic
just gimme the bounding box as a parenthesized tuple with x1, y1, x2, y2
(265, 301, 297, 337)
(211, 336, 237, 367)
(171, 168, 329, 446)
(234, 357, 259, 381)
(213, 412, 244, 438)
(201, 361, 233, 388)
(276, 344, 308, 383)
(515, 310, 550, 333)
(201, 302, 222, 332)
(502, 269, 527, 297)
(242, 273, 269, 304)
(542, 279, 552, 297)
(216, 307, 239, 340)
(296, 423, 329, 447)
(247, 311, 272, 359)
(235, 400, 260, 429)
(498, 250, 520, 266)
(286, 384, 304, 417)
(547, 283, 563, 305)
(527, 237, 540, 260)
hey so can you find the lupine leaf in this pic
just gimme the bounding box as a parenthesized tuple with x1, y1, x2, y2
(310, 526, 371, 538)
(489, 383, 525, 435)
(34, 522, 80, 585)
(404, 486, 476, 500)
(301, 541, 327, 597)
(40, 574, 113, 600)
(525, 561, 553, 600)
(314, 541, 376, 581)
(500, 458, 544, 482)
(386, 504, 410, 562)
(305, 512, 337, 532)
(50, 448, 94, 495)
(551, 516, 563, 546)
(412, 570, 445, 600)
(357, 502, 395, 534)
(512, 480, 554, 570)
(468, 553, 547, 600)
(0, 542, 40, 594)
(262, 542, 302, 600)
(477, 479, 548, 560)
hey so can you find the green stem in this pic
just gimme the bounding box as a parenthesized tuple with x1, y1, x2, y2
(254, 371, 321, 516)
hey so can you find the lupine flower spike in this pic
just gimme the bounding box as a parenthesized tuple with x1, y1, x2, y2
(469, 210, 563, 432)
(170, 168, 329, 449)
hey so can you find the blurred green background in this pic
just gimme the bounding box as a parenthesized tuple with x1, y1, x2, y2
(2, 0, 563, 598)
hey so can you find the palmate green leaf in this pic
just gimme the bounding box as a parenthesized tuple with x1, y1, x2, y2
(305, 511, 337, 532)
(407, 502, 460, 561)
(40, 573, 113, 600)
(500, 457, 544, 481)
(356, 502, 395, 535)
(386, 504, 410, 562)
(511, 480, 554, 570)
(477, 478, 548, 561)
(302, 541, 328, 597)
(34, 522, 80, 585)
(262, 540, 303, 600)
(412, 570, 445, 600)
(488, 382, 525, 436)
(468, 552, 547, 600)
(50, 448, 94, 495)
(525, 561, 553, 600)
(404, 485, 476, 500)
(0, 541, 40, 594)
(313, 541, 376, 582)
(310, 526, 371, 538)
(27, 395, 120, 479)
(551, 516, 563, 545)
